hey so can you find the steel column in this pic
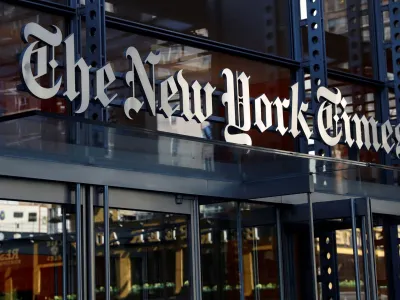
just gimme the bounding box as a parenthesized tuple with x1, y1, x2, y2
(365, 198, 378, 300)
(85, 0, 107, 122)
(306, 0, 330, 157)
(104, 186, 111, 300)
(276, 207, 285, 300)
(351, 199, 362, 300)
(236, 203, 245, 300)
(383, 221, 400, 299)
(389, 0, 400, 125)
(370, 0, 393, 181)
(347, 0, 363, 161)
(361, 216, 371, 300)
(190, 197, 202, 300)
(82, 186, 87, 299)
(62, 205, 68, 300)
(75, 184, 83, 300)
(318, 231, 339, 299)
(307, 193, 318, 300)
(86, 186, 96, 300)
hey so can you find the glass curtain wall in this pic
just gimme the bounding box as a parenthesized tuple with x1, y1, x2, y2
(93, 207, 191, 300)
(0, 200, 76, 300)
(199, 201, 280, 300)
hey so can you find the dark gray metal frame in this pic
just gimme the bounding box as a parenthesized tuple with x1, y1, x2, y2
(2, 0, 400, 299)
(7, 0, 397, 167)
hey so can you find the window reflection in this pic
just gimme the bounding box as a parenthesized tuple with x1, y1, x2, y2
(324, 0, 372, 77)
(302, 0, 379, 78)
(94, 208, 190, 300)
(312, 219, 366, 300)
(0, 200, 76, 300)
(104, 0, 290, 57)
(200, 202, 240, 300)
(0, 3, 67, 116)
(106, 29, 294, 152)
(240, 203, 280, 300)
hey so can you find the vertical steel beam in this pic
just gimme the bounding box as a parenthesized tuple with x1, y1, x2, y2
(351, 199, 362, 300)
(104, 186, 110, 300)
(361, 216, 371, 300)
(347, 0, 364, 77)
(306, 0, 330, 157)
(319, 231, 339, 299)
(276, 207, 285, 300)
(307, 193, 318, 300)
(370, 0, 393, 181)
(86, 186, 96, 300)
(190, 197, 202, 300)
(84, 0, 108, 160)
(62, 205, 68, 300)
(389, 0, 400, 125)
(82, 185, 87, 300)
(383, 221, 400, 299)
(85, 0, 107, 122)
(236, 203, 245, 300)
(365, 198, 378, 300)
(289, 0, 308, 153)
(347, 0, 363, 161)
(75, 184, 83, 300)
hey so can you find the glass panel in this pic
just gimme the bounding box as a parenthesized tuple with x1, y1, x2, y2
(0, 2, 68, 116)
(0, 200, 76, 300)
(199, 202, 240, 300)
(104, 0, 291, 57)
(106, 29, 294, 151)
(323, 0, 372, 77)
(326, 78, 381, 166)
(372, 215, 400, 300)
(240, 203, 280, 300)
(334, 227, 365, 300)
(1, 112, 400, 201)
(289, 214, 366, 300)
(94, 207, 191, 300)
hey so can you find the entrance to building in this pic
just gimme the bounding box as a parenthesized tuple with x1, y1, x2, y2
(0, 177, 198, 300)
(284, 198, 400, 300)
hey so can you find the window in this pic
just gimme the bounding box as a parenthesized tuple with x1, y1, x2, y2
(28, 212, 37, 222)
(104, 0, 291, 57)
(324, 0, 373, 78)
(13, 212, 23, 218)
(106, 28, 295, 152)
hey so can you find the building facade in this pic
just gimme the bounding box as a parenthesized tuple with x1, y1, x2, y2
(0, 0, 400, 299)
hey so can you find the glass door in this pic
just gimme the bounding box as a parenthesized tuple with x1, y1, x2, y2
(284, 198, 376, 300)
(92, 187, 196, 300)
(198, 201, 282, 300)
(0, 177, 77, 300)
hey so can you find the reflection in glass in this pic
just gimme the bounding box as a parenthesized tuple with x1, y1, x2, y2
(199, 202, 240, 300)
(324, 0, 372, 77)
(312, 219, 366, 300)
(0, 3, 67, 116)
(106, 29, 294, 152)
(0, 200, 76, 299)
(240, 203, 280, 300)
(105, 0, 290, 57)
(94, 208, 190, 300)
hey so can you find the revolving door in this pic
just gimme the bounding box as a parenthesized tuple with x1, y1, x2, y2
(283, 197, 400, 300)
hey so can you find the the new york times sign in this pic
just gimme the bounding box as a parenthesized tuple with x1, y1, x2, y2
(20, 23, 400, 158)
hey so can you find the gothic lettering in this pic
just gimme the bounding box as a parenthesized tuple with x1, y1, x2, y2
(63, 35, 91, 113)
(124, 47, 160, 118)
(18, 22, 400, 159)
(221, 69, 252, 146)
(289, 83, 312, 139)
(20, 23, 62, 100)
(317, 87, 343, 146)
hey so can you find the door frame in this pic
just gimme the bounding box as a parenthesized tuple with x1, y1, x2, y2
(0, 176, 202, 300)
